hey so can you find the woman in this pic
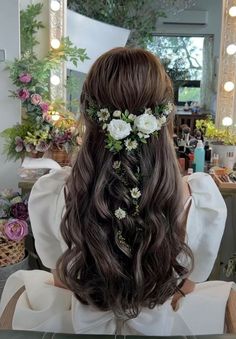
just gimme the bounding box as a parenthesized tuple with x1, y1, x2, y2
(0, 48, 232, 335)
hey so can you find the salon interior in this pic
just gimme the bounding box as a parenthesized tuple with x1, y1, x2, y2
(0, 0, 236, 337)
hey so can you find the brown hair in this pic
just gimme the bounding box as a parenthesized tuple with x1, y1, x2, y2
(57, 47, 193, 318)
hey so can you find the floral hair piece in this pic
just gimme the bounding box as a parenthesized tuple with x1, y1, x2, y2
(87, 102, 174, 153)
(86, 102, 174, 232)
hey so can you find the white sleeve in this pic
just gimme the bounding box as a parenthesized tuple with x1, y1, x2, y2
(28, 167, 71, 269)
(186, 173, 227, 282)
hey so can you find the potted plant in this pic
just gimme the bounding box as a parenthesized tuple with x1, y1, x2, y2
(0, 189, 29, 297)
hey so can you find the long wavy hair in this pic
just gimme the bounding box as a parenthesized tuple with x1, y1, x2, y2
(57, 47, 193, 318)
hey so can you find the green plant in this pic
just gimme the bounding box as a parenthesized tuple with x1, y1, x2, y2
(196, 119, 236, 145)
(1, 3, 87, 161)
(20, 3, 44, 54)
(67, 0, 166, 48)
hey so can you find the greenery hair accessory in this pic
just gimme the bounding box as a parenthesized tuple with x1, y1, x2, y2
(87, 102, 174, 153)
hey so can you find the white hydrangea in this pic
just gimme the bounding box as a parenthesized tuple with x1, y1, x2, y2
(107, 119, 131, 140)
(97, 108, 110, 121)
(130, 187, 141, 199)
(125, 139, 138, 151)
(134, 113, 158, 135)
(115, 208, 126, 220)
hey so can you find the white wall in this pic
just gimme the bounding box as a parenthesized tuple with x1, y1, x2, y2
(155, 0, 222, 58)
(0, 0, 21, 190)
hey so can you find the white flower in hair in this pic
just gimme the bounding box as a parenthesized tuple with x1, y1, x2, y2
(130, 187, 141, 199)
(163, 102, 174, 115)
(134, 113, 158, 135)
(107, 119, 131, 140)
(128, 114, 135, 121)
(102, 123, 107, 130)
(97, 108, 110, 121)
(113, 161, 121, 169)
(113, 110, 122, 118)
(115, 207, 126, 220)
(159, 115, 167, 125)
(144, 108, 152, 115)
(138, 132, 150, 139)
(125, 139, 138, 151)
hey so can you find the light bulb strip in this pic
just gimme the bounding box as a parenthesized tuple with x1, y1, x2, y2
(216, 0, 236, 128)
(49, 0, 67, 101)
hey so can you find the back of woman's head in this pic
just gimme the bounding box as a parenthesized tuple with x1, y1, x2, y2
(57, 47, 193, 318)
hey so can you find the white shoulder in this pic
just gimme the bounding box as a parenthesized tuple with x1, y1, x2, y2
(185, 172, 227, 282)
(28, 166, 72, 269)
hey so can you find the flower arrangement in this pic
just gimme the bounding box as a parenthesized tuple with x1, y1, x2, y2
(0, 189, 28, 243)
(0, 3, 88, 161)
(196, 119, 236, 145)
(87, 102, 174, 153)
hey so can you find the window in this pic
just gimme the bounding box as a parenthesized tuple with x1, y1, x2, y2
(147, 36, 211, 107)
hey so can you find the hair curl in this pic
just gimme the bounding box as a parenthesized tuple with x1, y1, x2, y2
(57, 47, 193, 318)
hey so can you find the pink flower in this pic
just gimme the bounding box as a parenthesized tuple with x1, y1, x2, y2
(43, 112, 52, 123)
(15, 136, 24, 152)
(31, 93, 42, 105)
(19, 73, 32, 84)
(39, 102, 49, 113)
(18, 88, 30, 101)
(4, 219, 28, 241)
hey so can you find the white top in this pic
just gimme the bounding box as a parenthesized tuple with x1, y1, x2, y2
(28, 168, 227, 282)
(0, 169, 231, 335)
(5, 168, 230, 335)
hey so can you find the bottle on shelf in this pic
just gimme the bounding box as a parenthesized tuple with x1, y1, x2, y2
(194, 140, 205, 172)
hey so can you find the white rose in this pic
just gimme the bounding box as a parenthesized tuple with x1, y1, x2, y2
(134, 113, 158, 135)
(107, 119, 132, 140)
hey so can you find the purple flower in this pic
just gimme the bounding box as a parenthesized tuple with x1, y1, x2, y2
(4, 219, 28, 241)
(0, 198, 10, 218)
(19, 73, 32, 84)
(25, 143, 35, 153)
(39, 102, 49, 113)
(31, 93, 42, 105)
(35, 140, 50, 152)
(18, 88, 30, 101)
(10, 202, 28, 220)
(15, 136, 24, 152)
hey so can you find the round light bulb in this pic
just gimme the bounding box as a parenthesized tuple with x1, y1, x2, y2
(50, 75, 60, 85)
(51, 38, 60, 49)
(50, 0, 60, 11)
(222, 116, 233, 127)
(226, 44, 236, 55)
(229, 6, 236, 17)
(224, 81, 235, 92)
(51, 112, 60, 121)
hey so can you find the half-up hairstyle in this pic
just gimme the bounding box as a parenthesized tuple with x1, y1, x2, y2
(57, 47, 193, 318)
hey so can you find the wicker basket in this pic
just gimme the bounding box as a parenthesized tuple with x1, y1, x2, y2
(0, 240, 25, 267)
(50, 147, 70, 167)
